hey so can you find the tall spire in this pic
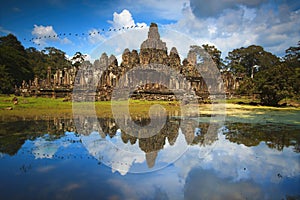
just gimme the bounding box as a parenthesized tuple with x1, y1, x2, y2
(140, 23, 167, 51)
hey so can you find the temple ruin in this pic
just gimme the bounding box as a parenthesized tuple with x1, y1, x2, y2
(20, 23, 243, 100)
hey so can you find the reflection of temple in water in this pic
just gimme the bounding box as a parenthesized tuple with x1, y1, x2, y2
(73, 112, 218, 168)
(1, 117, 299, 167)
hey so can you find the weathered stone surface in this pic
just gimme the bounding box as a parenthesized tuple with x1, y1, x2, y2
(94, 53, 108, 71)
(130, 50, 139, 66)
(140, 48, 169, 65)
(168, 47, 181, 71)
(108, 55, 118, 67)
(139, 23, 168, 65)
(140, 23, 167, 51)
(121, 49, 139, 70)
(121, 48, 130, 66)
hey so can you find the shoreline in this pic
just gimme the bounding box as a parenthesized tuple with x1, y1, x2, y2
(0, 96, 299, 126)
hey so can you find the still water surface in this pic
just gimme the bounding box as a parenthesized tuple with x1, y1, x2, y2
(0, 117, 299, 200)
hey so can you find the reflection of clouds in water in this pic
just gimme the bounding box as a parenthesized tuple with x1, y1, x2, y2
(253, 145, 300, 183)
(81, 129, 189, 175)
(174, 127, 300, 183)
(32, 138, 60, 159)
(6, 125, 299, 199)
(0, 152, 4, 158)
(79, 124, 300, 183)
(107, 169, 184, 200)
(25, 127, 300, 182)
(184, 168, 263, 200)
(158, 129, 188, 162)
(36, 165, 56, 173)
(80, 130, 145, 175)
(31, 132, 79, 159)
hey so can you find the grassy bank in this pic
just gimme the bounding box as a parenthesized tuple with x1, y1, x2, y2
(0, 96, 181, 120)
(0, 96, 73, 120)
(0, 96, 299, 125)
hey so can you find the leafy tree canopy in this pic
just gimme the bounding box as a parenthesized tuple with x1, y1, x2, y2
(226, 45, 280, 77)
(0, 34, 78, 94)
(202, 44, 224, 70)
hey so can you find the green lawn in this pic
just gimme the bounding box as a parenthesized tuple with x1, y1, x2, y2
(1, 95, 299, 125)
(0, 96, 181, 120)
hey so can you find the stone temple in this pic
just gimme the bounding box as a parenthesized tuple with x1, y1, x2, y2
(20, 23, 242, 100)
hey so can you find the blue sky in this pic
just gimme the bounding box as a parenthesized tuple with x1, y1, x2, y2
(1, 0, 299, 60)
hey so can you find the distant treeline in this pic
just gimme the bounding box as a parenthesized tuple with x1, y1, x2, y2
(0, 34, 299, 106)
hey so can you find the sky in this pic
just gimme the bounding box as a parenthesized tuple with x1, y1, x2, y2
(0, 0, 299, 60)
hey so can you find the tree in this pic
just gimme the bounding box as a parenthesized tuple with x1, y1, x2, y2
(42, 47, 71, 71)
(0, 34, 26, 53)
(284, 41, 300, 97)
(236, 77, 255, 96)
(71, 52, 86, 69)
(26, 47, 49, 79)
(202, 44, 224, 70)
(255, 63, 294, 106)
(284, 41, 300, 64)
(0, 65, 14, 94)
(225, 44, 298, 106)
(0, 34, 33, 93)
(226, 45, 280, 77)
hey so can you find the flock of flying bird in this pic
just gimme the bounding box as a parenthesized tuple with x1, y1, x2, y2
(24, 24, 145, 46)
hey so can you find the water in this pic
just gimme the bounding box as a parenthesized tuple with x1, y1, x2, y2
(0, 117, 299, 200)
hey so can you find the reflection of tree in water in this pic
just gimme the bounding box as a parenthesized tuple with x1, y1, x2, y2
(0, 118, 76, 155)
(96, 116, 300, 155)
(224, 123, 300, 152)
(98, 117, 119, 138)
(1, 116, 299, 160)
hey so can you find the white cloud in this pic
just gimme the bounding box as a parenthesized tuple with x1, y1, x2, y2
(108, 10, 148, 36)
(111, 9, 135, 28)
(87, 28, 106, 44)
(31, 24, 73, 46)
(87, 9, 148, 62)
(89, 9, 148, 62)
(32, 25, 58, 45)
(166, 1, 300, 57)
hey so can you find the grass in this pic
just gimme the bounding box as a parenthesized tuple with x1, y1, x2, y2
(0, 95, 73, 120)
(0, 96, 182, 120)
(1, 95, 300, 125)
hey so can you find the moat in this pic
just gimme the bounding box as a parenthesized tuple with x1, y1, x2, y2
(0, 116, 299, 200)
